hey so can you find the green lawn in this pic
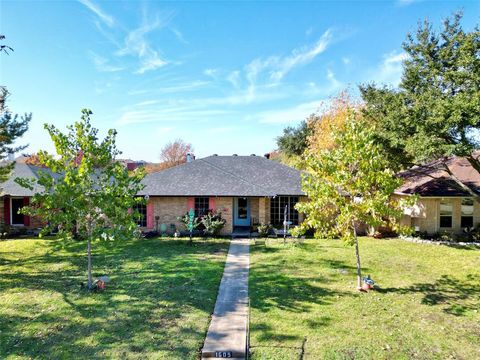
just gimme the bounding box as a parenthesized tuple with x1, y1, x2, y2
(0, 237, 229, 359)
(249, 238, 480, 360)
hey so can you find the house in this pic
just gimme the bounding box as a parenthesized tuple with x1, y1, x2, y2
(396, 156, 480, 235)
(0, 163, 57, 230)
(137, 154, 306, 235)
(0, 154, 305, 236)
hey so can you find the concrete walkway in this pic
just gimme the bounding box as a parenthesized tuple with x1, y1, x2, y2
(201, 238, 250, 359)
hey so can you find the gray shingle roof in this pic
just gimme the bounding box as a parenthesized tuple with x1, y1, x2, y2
(138, 155, 304, 197)
(0, 163, 59, 197)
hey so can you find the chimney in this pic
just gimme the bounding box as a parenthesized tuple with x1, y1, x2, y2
(264, 153, 270, 159)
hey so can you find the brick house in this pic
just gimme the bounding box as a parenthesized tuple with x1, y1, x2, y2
(0, 155, 306, 236)
(0, 163, 57, 231)
(136, 154, 306, 235)
(396, 156, 480, 235)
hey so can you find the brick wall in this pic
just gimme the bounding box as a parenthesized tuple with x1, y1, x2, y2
(148, 196, 234, 235)
(149, 196, 188, 232)
(407, 197, 480, 235)
(215, 197, 233, 235)
(250, 198, 259, 225)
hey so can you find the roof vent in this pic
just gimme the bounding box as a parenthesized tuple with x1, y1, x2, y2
(212, 154, 218, 156)
(232, 154, 238, 156)
(250, 154, 256, 156)
(264, 153, 270, 159)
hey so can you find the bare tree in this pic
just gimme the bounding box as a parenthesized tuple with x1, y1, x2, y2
(159, 139, 193, 168)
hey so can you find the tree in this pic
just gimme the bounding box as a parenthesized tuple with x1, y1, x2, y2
(0, 90, 31, 182)
(307, 91, 358, 153)
(0, 35, 30, 179)
(17, 109, 145, 290)
(293, 113, 409, 290)
(276, 120, 311, 158)
(159, 139, 193, 168)
(360, 12, 480, 196)
(0, 34, 14, 55)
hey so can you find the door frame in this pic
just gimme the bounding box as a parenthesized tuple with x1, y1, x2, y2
(233, 197, 251, 227)
(10, 197, 25, 226)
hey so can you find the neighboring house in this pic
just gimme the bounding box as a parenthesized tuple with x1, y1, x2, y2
(137, 154, 306, 235)
(0, 162, 57, 230)
(396, 156, 480, 235)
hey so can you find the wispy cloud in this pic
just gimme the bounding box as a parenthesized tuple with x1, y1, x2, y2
(375, 51, 408, 86)
(256, 100, 324, 124)
(78, 0, 115, 27)
(170, 27, 188, 44)
(89, 51, 124, 72)
(396, 0, 422, 6)
(118, 108, 232, 126)
(239, 29, 333, 100)
(207, 126, 238, 134)
(116, 13, 172, 74)
(270, 29, 333, 82)
(227, 70, 241, 88)
(204, 68, 219, 78)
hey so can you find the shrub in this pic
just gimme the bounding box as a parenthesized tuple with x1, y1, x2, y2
(417, 231, 429, 240)
(201, 211, 226, 236)
(462, 224, 480, 242)
(177, 212, 200, 231)
(257, 223, 271, 237)
(433, 230, 455, 242)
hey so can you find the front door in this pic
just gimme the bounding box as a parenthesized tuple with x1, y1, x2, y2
(234, 197, 250, 227)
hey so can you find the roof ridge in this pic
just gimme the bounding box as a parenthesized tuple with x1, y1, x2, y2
(199, 158, 275, 196)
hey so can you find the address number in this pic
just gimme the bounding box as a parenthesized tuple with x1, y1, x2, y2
(215, 351, 232, 358)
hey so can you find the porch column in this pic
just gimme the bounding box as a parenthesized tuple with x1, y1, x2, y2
(259, 197, 267, 224)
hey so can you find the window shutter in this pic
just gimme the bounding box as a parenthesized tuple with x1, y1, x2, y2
(187, 197, 194, 212)
(4, 197, 10, 225)
(146, 201, 154, 228)
(209, 197, 216, 212)
(23, 197, 30, 226)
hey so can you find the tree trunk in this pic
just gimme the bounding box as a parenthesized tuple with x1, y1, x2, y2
(353, 223, 362, 290)
(87, 238, 93, 290)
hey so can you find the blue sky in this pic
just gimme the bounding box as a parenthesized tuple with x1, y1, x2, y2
(1, 0, 478, 162)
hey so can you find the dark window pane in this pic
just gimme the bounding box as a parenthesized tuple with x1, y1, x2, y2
(270, 196, 299, 227)
(195, 197, 210, 217)
(11, 198, 24, 225)
(134, 204, 147, 227)
(461, 216, 473, 228)
(238, 198, 248, 219)
(440, 216, 452, 228)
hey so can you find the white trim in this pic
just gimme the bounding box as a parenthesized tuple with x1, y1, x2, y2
(10, 197, 25, 226)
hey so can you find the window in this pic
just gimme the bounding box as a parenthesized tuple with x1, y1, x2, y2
(237, 198, 248, 219)
(134, 204, 147, 227)
(195, 197, 210, 217)
(461, 198, 474, 228)
(270, 196, 299, 227)
(439, 200, 453, 228)
(11, 198, 24, 225)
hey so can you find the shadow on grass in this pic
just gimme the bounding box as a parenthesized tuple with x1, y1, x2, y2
(377, 274, 480, 316)
(0, 237, 229, 359)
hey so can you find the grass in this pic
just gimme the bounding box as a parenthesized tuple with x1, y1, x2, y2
(0, 237, 229, 359)
(249, 237, 480, 360)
